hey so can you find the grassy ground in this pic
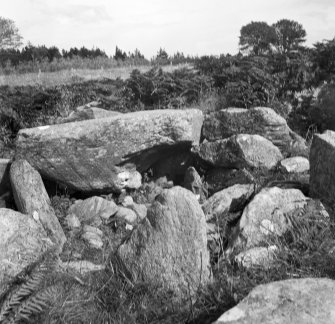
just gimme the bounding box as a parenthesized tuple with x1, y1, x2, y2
(0, 63, 192, 87)
(1, 170, 334, 324)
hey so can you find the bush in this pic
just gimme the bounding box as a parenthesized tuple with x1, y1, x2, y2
(123, 67, 213, 110)
(309, 83, 335, 132)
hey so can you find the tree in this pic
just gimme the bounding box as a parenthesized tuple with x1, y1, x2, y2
(239, 21, 277, 55)
(0, 17, 22, 49)
(156, 48, 169, 60)
(114, 46, 127, 60)
(272, 19, 306, 53)
(312, 38, 335, 83)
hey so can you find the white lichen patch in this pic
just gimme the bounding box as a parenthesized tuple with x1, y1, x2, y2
(38, 125, 50, 130)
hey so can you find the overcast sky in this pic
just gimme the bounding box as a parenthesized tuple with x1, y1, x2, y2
(2, 0, 335, 58)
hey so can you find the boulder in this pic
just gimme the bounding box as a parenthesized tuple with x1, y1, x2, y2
(10, 159, 66, 247)
(0, 208, 53, 294)
(202, 184, 254, 222)
(230, 187, 329, 251)
(205, 168, 254, 195)
(197, 135, 283, 170)
(68, 196, 118, 225)
(214, 278, 335, 324)
(15, 109, 203, 193)
(310, 130, 335, 205)
(202, 107, 308, 156)
(279, 156, 310, 174)
(0, 158, 11, 195)
(117, 186, 211, 300)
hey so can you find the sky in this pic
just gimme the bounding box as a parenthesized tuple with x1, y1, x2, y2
(2, 0, 335, 58)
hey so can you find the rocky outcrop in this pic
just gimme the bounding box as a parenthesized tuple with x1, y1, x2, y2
(197, 135, 283, 170)
(0, 208, 53, 294)
(202, 107, 308, 156)
(117, 186, 211, 300)
(15, 109, 203, 193)
(214, 278, 335, 324)
(310, 130, 335, 204)
(10, 159, 66, 247)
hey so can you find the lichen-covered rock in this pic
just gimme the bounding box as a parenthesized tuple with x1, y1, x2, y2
(15, 109, 203, 193)
(197, 135, 283, 170)
(230, 187, 329, 251)
(10, 159, 66, 247)
(117, 186, 211, 300)
(0, 208, 53, 294)
(214, 278, 335, 324)
(202, 107, 308, 156)
(310, 130, 335, 205)
(205, 168, 255, 195)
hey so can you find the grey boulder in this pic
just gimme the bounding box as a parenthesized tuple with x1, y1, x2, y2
(10, 159, 66, 247)
(0, 208, 53, 294)
(310, 130, 335, 204)
(117, 186, 211, 300)
(202, 107, 308, 156)
(197, 134, 283, 170)
(214, 278, 335, 324)
(15, 109, 203, 193)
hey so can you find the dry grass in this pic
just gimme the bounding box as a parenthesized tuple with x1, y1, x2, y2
(0, 63, 192, 88)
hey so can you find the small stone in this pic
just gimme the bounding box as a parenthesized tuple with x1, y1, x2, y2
(235, 246, 278, 269)
(82, 225, 103, 237)
(81, 232, 103, 249)
(279, 156, 310, 173)
(65, 214, 81, 230)
(59, 260, 105, 275)
(114, 207, 138, 225)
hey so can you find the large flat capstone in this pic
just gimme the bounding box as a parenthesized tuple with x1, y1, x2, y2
(15, 109, 203, 192)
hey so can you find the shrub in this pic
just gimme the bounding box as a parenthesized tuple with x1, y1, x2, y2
(309, 83, 335, 132)
(123, 67, 213, 110)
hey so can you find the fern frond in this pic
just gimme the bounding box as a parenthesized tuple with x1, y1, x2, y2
(3, 286, 59, 324)
(0, 249, 58, 322)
